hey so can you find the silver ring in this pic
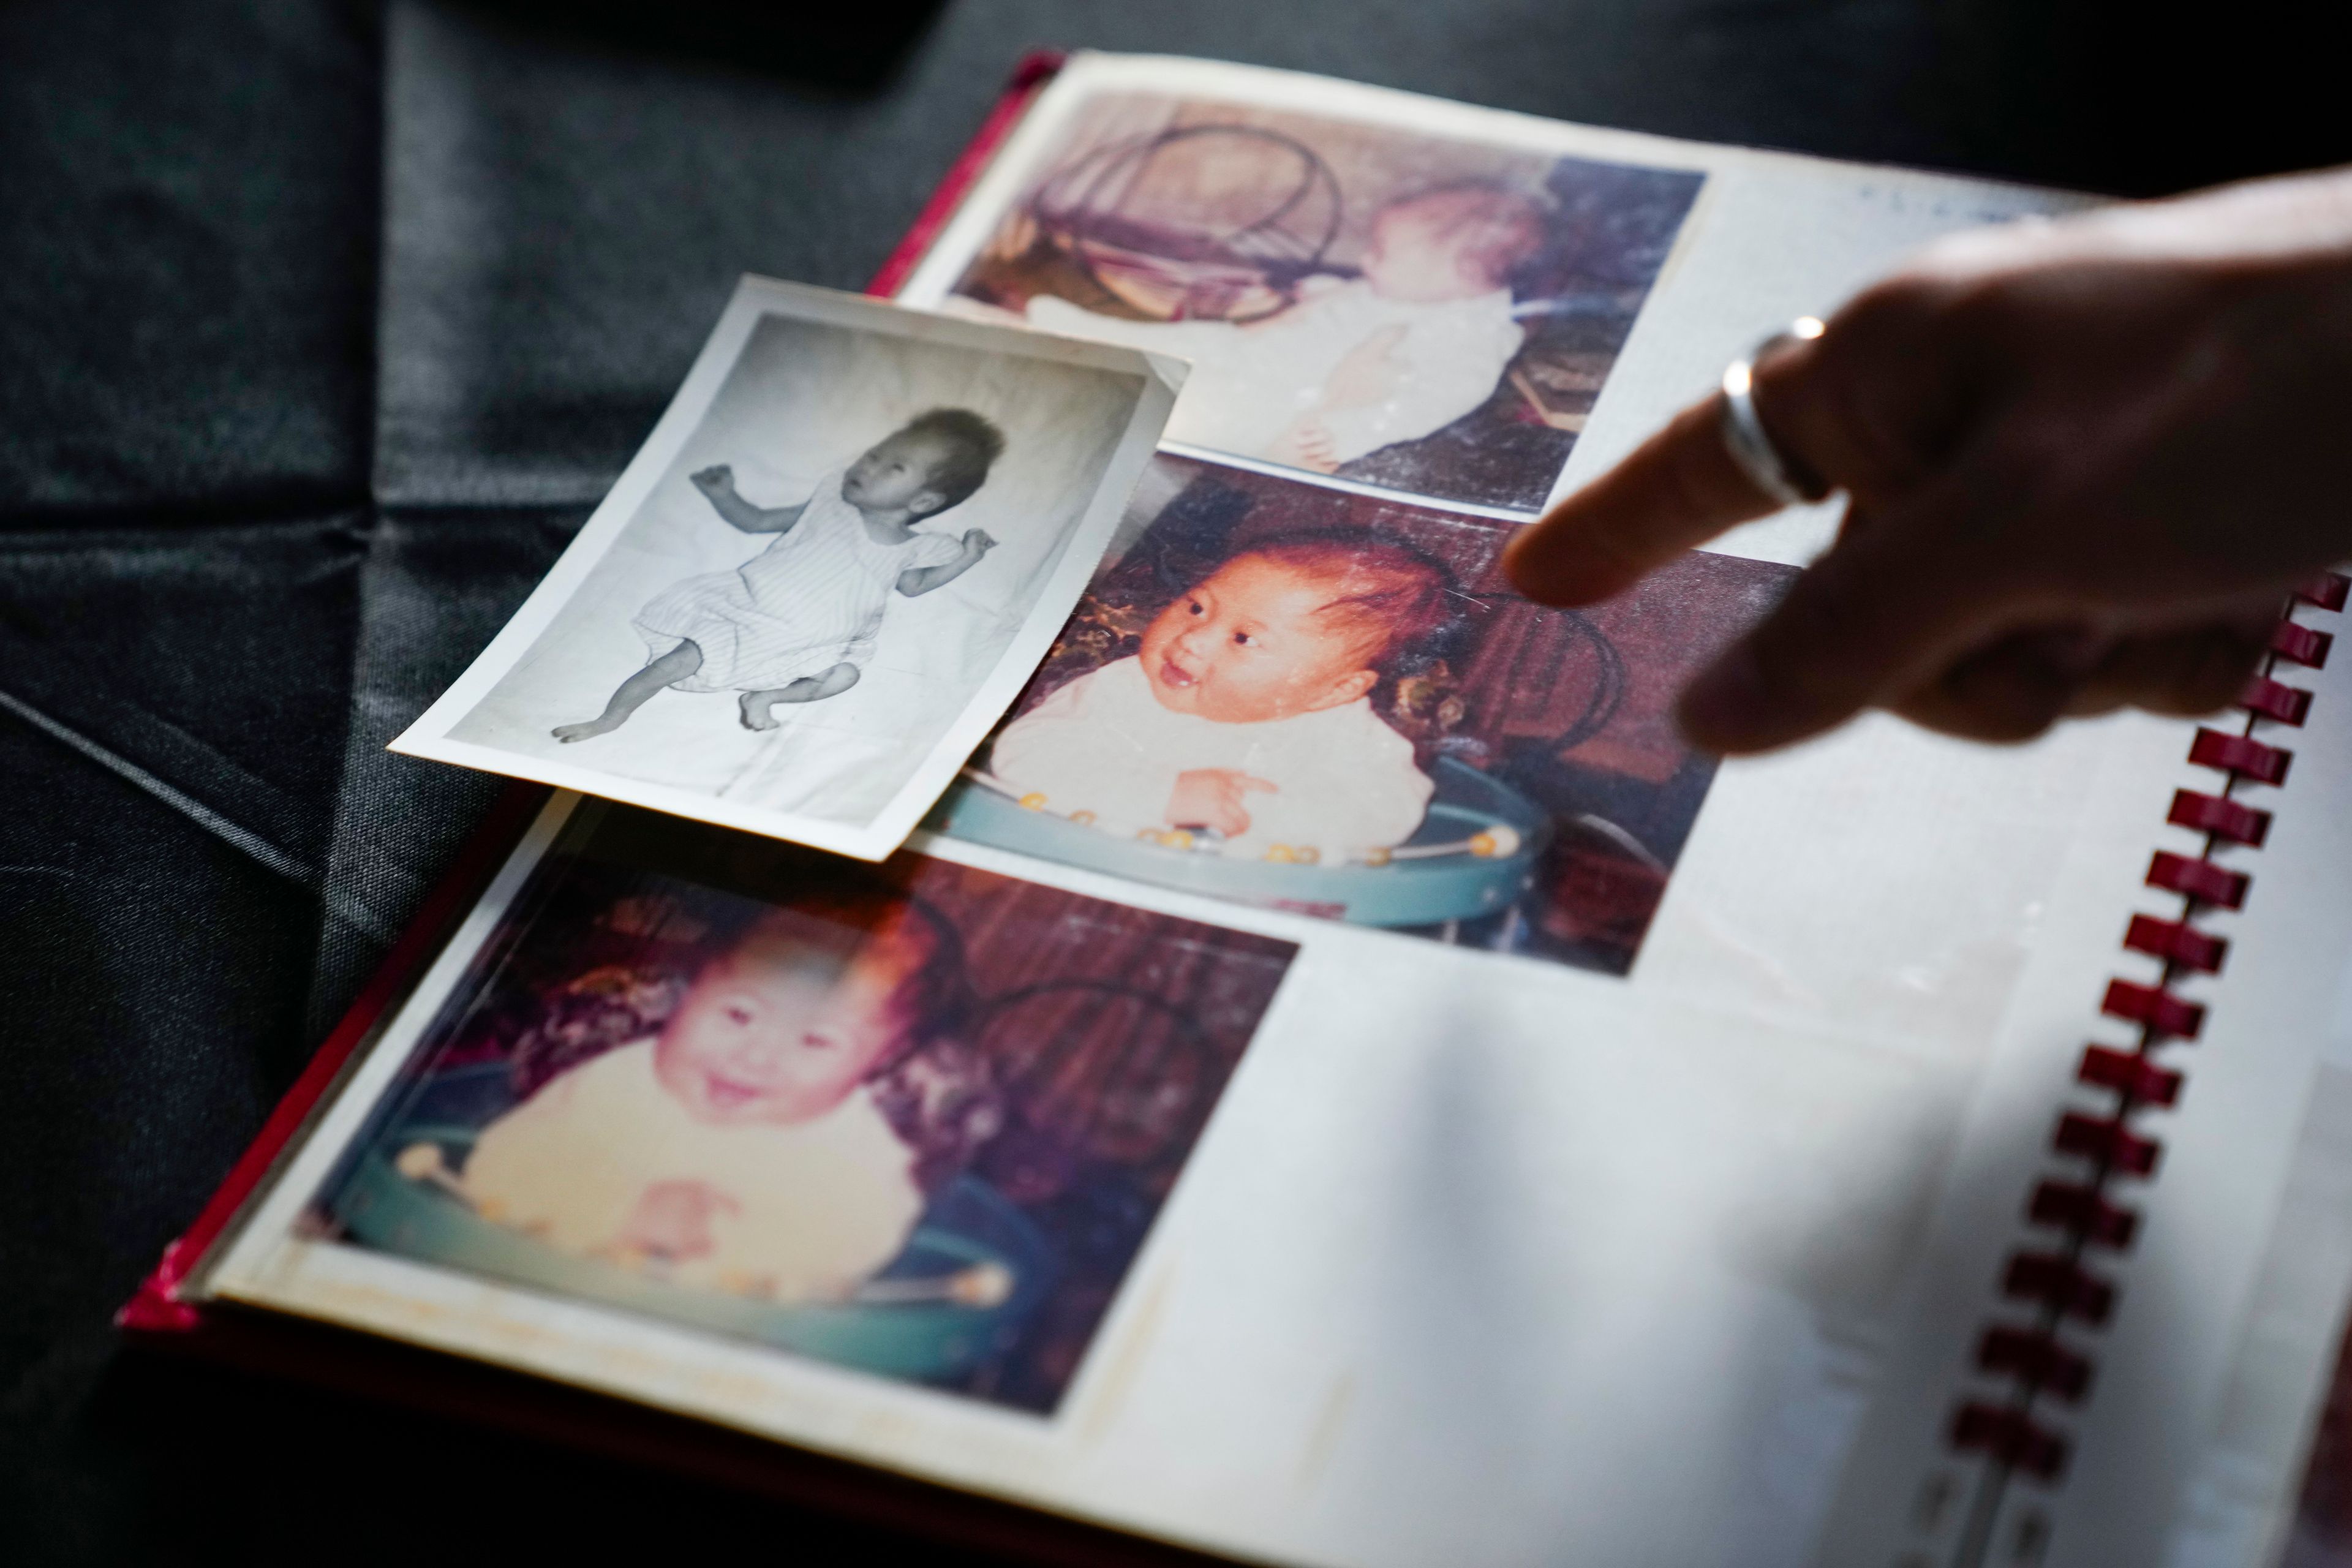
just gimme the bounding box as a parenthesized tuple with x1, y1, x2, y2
(1719, 316, 1828, 507)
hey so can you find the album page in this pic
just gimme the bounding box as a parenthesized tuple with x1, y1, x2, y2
(198, 52, 2352, 1568)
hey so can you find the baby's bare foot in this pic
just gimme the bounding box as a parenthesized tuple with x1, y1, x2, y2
(552, 717, 621, 742)
(738, 692, 780, 731)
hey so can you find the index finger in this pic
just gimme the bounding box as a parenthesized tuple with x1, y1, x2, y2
(1502, 393, 1784, 608)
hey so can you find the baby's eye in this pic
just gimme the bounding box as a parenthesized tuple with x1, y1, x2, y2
(724, 1004, 756, 1026)
(1231, 630, 1256, 647)
(801, 1031, 837, 1051)
(1187, 599, 1205, 617)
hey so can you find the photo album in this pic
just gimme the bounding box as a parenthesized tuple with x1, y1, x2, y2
(124, 51, 2352, 1568)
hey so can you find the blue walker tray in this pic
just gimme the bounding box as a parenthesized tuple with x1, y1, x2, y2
(330, 1064, 1055, 1384)
(932, 755, 1551, 927)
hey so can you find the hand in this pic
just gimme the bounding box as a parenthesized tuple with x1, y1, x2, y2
(962, 527, 998, 554)
(613, 1179, 739, 1262)
(690, 464, 736, 496)
(1504, 167, 2352, 755)
(1167, 769, 1278, 837)
(1265, 417, 1341, 473)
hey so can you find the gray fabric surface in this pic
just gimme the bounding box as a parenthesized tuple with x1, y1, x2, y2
(3, 2, 2343, 1561)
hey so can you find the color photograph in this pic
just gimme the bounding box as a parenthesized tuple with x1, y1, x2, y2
(937, 453, 1797, 976)
(944, 91, 1702, 512)
(312, 799, 1296, 1414)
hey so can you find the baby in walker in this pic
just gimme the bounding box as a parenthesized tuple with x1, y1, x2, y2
(1023, 184, 1544, 472)
(987, 528, 1452, 862)
(462, 887, 982, 1303)
(553, 408, 1006, 741)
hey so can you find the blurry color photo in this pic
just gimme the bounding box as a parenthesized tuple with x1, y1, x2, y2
(934, 454, 1796, 977)
(313, 800, 1295, 1414)
(948, 91, 1703, 512)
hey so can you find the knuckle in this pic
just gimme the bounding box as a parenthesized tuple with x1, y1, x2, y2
(1832, 272, 1953, 345)
(1798, 282, 1969, 491)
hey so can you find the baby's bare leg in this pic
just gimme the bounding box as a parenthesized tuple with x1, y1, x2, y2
(737, 662, 860, 731)
(553, 641, 703, 742)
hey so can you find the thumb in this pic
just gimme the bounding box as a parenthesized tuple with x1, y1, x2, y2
(1676, 494, 2012, 755)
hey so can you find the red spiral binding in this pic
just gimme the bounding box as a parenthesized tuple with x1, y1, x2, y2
(1947, 571, 2347, 1502)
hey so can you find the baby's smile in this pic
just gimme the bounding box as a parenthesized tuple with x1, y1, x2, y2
(1153, 656, 1199, 692)
(692, 1069, 774, 1114)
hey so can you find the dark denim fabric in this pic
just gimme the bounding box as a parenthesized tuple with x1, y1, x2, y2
(3, 2, 2343, 1561)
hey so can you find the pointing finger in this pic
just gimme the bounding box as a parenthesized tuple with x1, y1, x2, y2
(1504, 393, 1785, 607)
(1507, 274, 1977, 609)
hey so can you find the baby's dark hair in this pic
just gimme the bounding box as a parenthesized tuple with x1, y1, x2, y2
(1226, 527, 1461, 675)
(896, 407, 1006, 516)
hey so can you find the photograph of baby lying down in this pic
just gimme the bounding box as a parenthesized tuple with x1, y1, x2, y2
(989, 529, 1452, 862)
(554, 408, 1007, 742)
(323, 803, 1295, 1409)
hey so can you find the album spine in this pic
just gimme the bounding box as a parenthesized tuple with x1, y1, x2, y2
(1940, 571, 2351, 1538)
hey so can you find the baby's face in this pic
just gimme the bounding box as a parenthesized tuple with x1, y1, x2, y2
(1137, 556, 1382, 725)
(652, 949, 899, 1126)
(1359, 208, 1494, 304)
(843, 431, 952, 515)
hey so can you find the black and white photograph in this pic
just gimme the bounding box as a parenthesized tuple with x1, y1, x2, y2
(394, 278, 1179, 859)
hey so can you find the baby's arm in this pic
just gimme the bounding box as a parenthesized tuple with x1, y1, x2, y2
(1167, 769, 1277, 837)
(614, 1180, 741, 1262)
(895, 530, 997, 597)
(690, 464, 809, 535)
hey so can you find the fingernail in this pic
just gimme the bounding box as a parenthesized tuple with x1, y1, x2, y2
(1676, 643, 1769, 752)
